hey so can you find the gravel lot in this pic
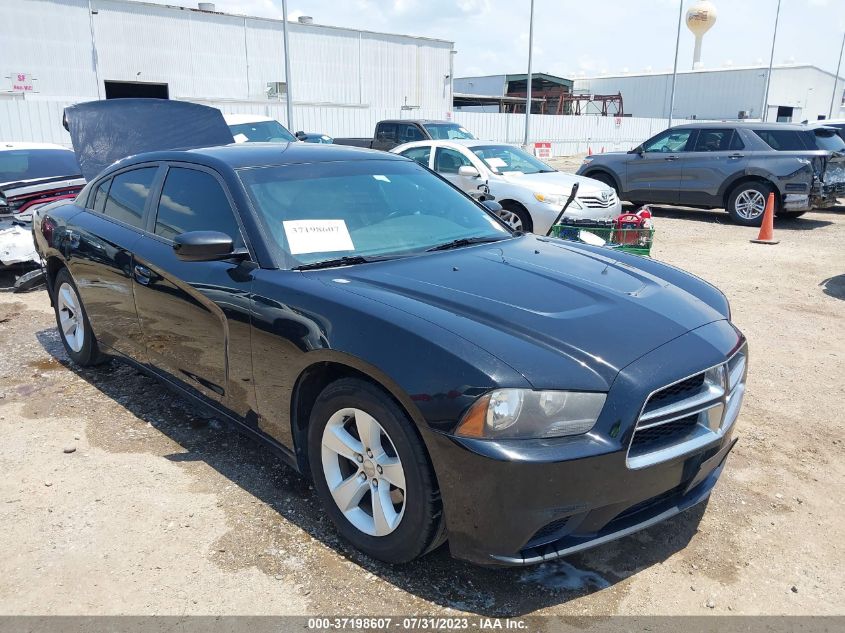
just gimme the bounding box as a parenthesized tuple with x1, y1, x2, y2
(1, 165, 843, 616)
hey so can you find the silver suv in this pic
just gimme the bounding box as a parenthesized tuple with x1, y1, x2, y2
(577, 122, 845, 226)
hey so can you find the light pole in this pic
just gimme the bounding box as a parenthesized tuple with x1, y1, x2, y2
(761, 0, 782, 122)
(281, 0, 294, 131)
(668, 0, 683, 126)
(829, 31, 845, 119)
(523, 0, 534, 149)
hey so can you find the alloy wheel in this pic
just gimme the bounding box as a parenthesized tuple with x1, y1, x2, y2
(497, 209, 524, 231)
(734, 190, 767, 220)
(57, 282, 85, 353)
(320, 407, 407, 537)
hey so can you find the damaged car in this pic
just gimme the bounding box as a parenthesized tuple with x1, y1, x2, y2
(34, 99, 747, 567)
(578, 122, 845, 226)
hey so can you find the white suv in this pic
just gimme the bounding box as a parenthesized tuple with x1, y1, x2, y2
(392, 139, 621, 233)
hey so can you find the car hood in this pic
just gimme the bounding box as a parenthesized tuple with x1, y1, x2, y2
(497, 170, 608, 194)
(318, 236, 728, 391)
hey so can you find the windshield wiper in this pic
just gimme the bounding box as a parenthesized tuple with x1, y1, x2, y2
(293, 255, 373, 271)
(425, 236, 507, 252)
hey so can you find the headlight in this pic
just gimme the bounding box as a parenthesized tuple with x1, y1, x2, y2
(533, 192, 581, 209)
(455, 389, 606, 439)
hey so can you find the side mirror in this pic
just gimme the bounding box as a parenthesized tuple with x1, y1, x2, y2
(629, 146, 644, 155)
(295, 131, 306, 140)
(458, 165, 480, 178)
(173, 231, 241, 262)
(482, 200, 503, 213)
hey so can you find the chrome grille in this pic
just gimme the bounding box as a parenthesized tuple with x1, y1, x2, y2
(627, 349, 747, 469)
(578, 191, 619, 208)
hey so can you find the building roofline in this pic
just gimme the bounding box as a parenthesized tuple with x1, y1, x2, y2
(118, 0, 454, 46)
(575, 63, 845, 82)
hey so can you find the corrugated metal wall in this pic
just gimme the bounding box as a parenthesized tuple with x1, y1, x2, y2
(1, 0, 452, 110)
(0, 95, 683, 157)
(575, 66, 845, 121)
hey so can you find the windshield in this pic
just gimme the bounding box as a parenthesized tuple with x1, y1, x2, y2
(0, 149, 81, 184)
(422, 123, 475, 140)
(470, 145, 555, 174)
(239, 159, 509, 268)
(229, 120, 297, 143)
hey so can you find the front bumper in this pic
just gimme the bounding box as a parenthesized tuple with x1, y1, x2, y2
(424, 320, 745, 566)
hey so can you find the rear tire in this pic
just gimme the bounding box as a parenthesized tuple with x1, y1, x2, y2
(727, 182, 776, 227)
(308, 378, 445, 564)
(51, 267, 105, 367)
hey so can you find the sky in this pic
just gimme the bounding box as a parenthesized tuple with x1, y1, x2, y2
(134, 0, 845, 78)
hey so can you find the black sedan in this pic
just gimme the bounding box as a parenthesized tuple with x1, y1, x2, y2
(34, 109, 747, 566)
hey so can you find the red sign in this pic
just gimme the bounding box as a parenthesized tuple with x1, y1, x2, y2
(10, 73, 34, 92)
(533, 142, 552, 159)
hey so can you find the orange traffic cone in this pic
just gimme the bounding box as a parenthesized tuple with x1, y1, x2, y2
(588, 146, 593, 156)
(750, 193, 779, 245)
(601, 146, 606, 153)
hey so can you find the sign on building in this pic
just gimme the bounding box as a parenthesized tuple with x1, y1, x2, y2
(8, 73, 35, 93)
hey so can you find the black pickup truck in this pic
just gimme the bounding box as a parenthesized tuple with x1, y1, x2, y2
(334, 119, 475, 151)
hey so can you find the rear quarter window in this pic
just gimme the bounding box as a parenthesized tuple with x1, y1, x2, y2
(753, 130, 807, 151)
(102, 167, 158, 228)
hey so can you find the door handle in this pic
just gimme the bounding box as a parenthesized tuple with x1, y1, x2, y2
(664, 155, 679, 161)
(729, 154, 744, 159)
(133, 264, 153, 285)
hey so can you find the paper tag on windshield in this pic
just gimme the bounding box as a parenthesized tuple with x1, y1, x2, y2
(486, 157, 507, 168)
(283, 220, 355, 255)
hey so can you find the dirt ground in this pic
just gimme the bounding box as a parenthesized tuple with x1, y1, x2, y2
(1, 165, 843, 617)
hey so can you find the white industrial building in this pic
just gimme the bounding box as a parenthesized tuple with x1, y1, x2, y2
(0, 0, 455, 141)
(574, 64, 845, 123)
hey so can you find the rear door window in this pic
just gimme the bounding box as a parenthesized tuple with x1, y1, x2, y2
(102, 167, 158, 228)
(90, 178, 112, 212)
(376, 123, 397, 143)
(693, 129, 738, 152)
(806, 129, 845, 152)
(753, 129, 806, 151)
(399, 146, 432, 167)
(154, 167, 243, 246)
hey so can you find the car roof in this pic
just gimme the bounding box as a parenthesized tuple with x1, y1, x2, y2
(671, 121, 816, 131)
(1, 142, 72, 151)
(112, 142, 408, 171)
(223, 113, 275, 125)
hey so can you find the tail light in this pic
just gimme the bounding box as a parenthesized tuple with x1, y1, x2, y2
(41, 216, 57, 248)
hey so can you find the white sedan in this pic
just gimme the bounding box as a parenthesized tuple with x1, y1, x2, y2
(392, 139, 621, 233)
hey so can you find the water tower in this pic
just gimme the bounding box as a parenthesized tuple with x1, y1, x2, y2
(686, 1, 718, 69)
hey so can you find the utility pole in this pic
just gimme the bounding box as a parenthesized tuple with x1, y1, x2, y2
(668, 0, 683, 127)
(281, 0, 294, 131)
(761, 0, 781, 122)
(523, 0, 534, 148)
(829, 31, 845, 119)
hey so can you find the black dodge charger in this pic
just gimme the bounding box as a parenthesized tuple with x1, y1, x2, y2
(33, 101, 747, 566)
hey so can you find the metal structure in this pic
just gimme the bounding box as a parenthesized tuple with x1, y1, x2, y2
(686, 1, 718, 70)
(669, 0, 683, 126)
(558, 93, 624, 117)
(830, 32, 845, 120)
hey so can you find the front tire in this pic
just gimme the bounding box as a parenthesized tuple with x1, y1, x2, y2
(497, 201, 533, 232)
(308, 378, 445, 563)
(51, 268, 104, 367)
(727, 182, 776, 227)
(587, 171, 620, 196)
